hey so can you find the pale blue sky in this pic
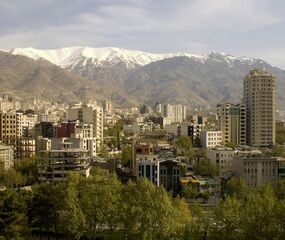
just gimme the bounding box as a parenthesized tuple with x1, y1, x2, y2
(0, 0, 284, 68)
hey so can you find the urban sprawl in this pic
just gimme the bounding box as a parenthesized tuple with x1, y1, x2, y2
(1, 68, 285, 239)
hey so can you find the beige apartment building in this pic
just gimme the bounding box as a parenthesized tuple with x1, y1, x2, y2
(68, 103, 104, 149)
(0, 143, 14, 170)
(0, 112, 23, 140)
(244, 69, 275, 148)
(217, 103, 246, 146)
(207, 147, 235, 176)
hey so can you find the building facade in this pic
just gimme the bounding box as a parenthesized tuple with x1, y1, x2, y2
(68, 103, 104, 148)
(207, 147, 235, 176)
(244, 69, 276, 147)
(233, 147, 283, 188)
(200, 131, 222, 148)
(0, 143, 14, 170)
(217, 103, 246, 146)
(0, 112, 23, 140)
(38, 139, 90, 182)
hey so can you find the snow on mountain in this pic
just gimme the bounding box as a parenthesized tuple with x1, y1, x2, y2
(6, 46, 260, 69)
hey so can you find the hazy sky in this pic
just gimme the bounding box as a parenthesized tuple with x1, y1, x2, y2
(1, 0, 284, 68)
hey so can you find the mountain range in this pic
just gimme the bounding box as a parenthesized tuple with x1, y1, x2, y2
(1, 46, 285, 110)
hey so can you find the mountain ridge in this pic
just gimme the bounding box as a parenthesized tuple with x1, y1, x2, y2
(4, 46, 267, 70)
(0, 47, 284, 110)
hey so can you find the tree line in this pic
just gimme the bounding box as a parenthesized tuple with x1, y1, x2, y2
(2, 161, 285, 239)
(0, 168, 190, 240)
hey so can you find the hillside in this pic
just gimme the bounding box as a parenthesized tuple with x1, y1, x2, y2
(2, 47, 285, 109)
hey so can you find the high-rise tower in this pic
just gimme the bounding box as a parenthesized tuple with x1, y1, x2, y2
(244, 69, 275, 147)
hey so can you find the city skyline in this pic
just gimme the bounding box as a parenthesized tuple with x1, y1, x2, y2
(0, 0, 284, 68)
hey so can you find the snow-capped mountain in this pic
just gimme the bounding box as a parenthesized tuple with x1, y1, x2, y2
(2, 46, 283, 109)
(6, 46, 261, 69)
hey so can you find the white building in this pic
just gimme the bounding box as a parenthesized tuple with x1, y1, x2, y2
(156, 104, 186, 124)
(51, 137, 97, 158)
(103, 100, 113, 114)
(0, 143, 14, 170)
(200, 131, 222, 148)
(207, 147, 235, 176)
(22, 113, 38, 137)
(68, 103, 103, 149)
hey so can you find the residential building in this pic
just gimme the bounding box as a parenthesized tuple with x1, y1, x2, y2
(36, 137, 51, 152)
(217, 103, 246, 146)
(0, 143, 14, 170)
(244, 69, 276, 147)
(103, 100, 113, 114)
(165, 120, 205, 140)
(200, 131, 222, 148)
(133, 143, 154, 175)
(0, 112, 23, 140)
(156, 104, 186, 124)
(51, 137, 96, 158)
(207, 147, 235, 176)
(37, 139, 91, 182)
(22, 113, 38, 137)
(68, 103, 104, 148)
(10, 137, 36, 159)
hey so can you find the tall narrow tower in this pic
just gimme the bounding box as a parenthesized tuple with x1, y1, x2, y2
(244, 69, 275, 148)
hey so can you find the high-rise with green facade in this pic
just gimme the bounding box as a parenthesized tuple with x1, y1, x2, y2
(217, 103, 246, 146)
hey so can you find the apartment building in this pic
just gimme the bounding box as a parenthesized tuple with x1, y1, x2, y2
(0, 143, 14, 170)
(200, 131, 222, 148)
(0, 112, 23, 140)
(217, 103, 246, 146)
(37, 139, 91, 182)
(207, 147, 235, 176)
(68, 103, 103, 149)
(244, 69, 276, 147)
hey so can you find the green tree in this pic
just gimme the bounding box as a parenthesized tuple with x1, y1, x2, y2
(210, 196, 242, 240)
(59, 174, 86, 240)
(1, 168, 25, 188)
(31, 183, 66, 236)
(121, 178, 190, 239)
(181, 185, 199, 199)
(79, 168, 122, 239)
(0, 189, 31, 240)
(193, 159, 218, 176)
(98, 146, 109, 158)
(120, 145, 132, 165)
(175, 136, 194, 156)
(184, 201, 209, 240)
(15, 157, 38, 185)
(224, 177, 249, 200)
(242, 186, 282, 240)
(276, 179, 285, 200)
(270, 145, 284, 157)
(276, 126, 285, 144)
(225, 142, 237, 148)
